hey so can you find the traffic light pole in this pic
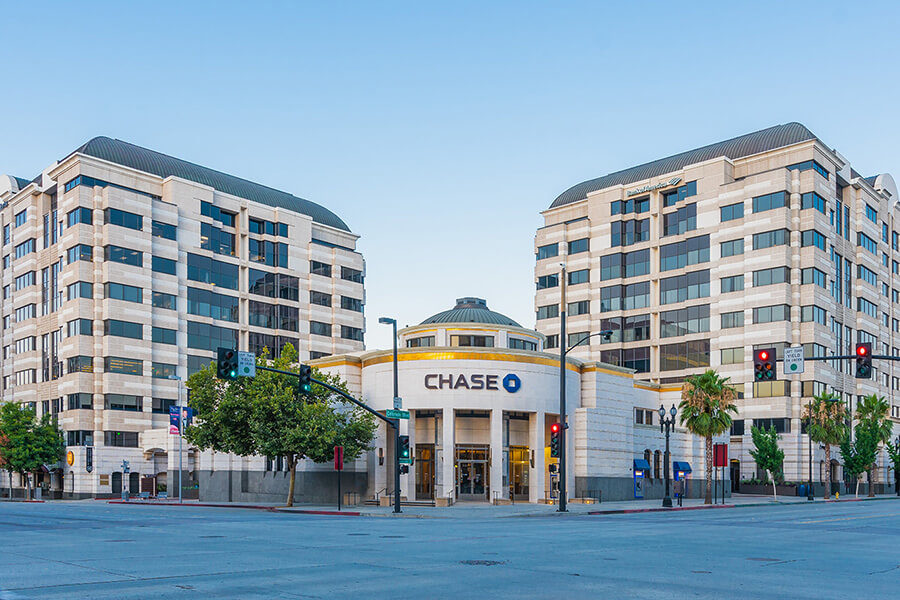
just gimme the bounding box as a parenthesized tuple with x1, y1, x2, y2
(254, 365, 403, 513)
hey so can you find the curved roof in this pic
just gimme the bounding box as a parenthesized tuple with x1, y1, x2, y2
(550, 122, 819, 209)
(420, 297, 522, 327)
(70, 136, 350, 232)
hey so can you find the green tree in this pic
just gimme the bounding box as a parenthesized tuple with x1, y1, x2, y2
(887, 440, 900, 494)
(186, 344, 376, 507)
(840, 425, 878, 497)
(749, 425, 785, 500)
(802, 392, 848, 499)
(679, 369, 738, 504)
(0, 403, 65, 499)
(855, 394, 892, 497)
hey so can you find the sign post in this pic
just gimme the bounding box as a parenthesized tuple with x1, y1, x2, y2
(713, 443, 728, 504)
(121, 459, 130, 501)
(334, 446, 344, 511)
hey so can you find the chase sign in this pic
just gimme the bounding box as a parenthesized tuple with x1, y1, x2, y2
(424, 373, 522, 393)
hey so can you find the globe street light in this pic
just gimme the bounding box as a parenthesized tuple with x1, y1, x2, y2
(659, 404, 677, 508)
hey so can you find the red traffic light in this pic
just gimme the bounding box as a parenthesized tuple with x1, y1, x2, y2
(856, 345, 867, 356)
(758, 350, 768, 361)
(550, 423, 561, 434)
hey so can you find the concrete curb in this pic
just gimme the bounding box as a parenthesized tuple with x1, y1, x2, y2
(588, 503, 735, 516)
(106, 500, 363, 516)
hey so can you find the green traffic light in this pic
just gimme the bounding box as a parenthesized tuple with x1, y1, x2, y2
(230, 370, 236, 378)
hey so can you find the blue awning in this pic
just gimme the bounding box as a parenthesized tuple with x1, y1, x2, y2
(633, 459, 651, 471)
(673, 461, 692, 473)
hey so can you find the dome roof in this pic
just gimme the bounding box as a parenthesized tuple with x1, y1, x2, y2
(420, 298, 521, 327)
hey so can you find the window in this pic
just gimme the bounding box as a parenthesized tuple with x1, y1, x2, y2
(15, 369, 36, 385)
(858, 265, 878, 287)
(858, 232, 878, 255)
(152, 398, 176, 415)
(14, 239, 35, 259)
(310, 290, 332, 307)
(104, 208, 142, 231)
(450, 335, 494, 347)
(200, 201, 236, 227)
(106, 394, 142, 411)
(568, 300, 589, 316)
(67, 281, 92, 300)
(67, 244, 93, 263)
(753, 304, 790, 323)
(802, 267, 826, 288)
(801, 381, 828, 398)
(800, 192, 826, 214)
(105, 357, 142, 375)
(151, 362, 177, 378)
(753, 229, 788, 250)
(720, 203, 743, 222)
(623, 282, 650, 310)
(187, 287, 239, 322)
(536, 304, 559, 320)
(310, 321, 332, 337)
(721, 311, 744, 329)
(201, 222, 236, 256)
(801, 305, 827, 325)
(752, 417, 791, 433)
(105, 245, 142, 267)
(858, 297, 878, 318)
(635, 409, 655, 426)
(341, 267, 364, 283)
(611, 219, 650, 246)
(509, 338, 537, 351)
(67, 207, 92, 227)
(187, 253, 238, 289)
(659, 270, 709, 304)
(659, 340, 710, 371)
(152, 220, 176, 240)
(660, 305, 709, 338)
(752, 191, 787, 213)
(152, 327, 177, 345)
(801, 230, 826, 251)
(865, 204, 878, 224)
(105, 319, 142, 339)
(248, 218, 288, 237)
(104, 431, 139, 447)
(568, 238, 589, 255)
(721, 275, 744, 293)
(537, 274, 558, 289)
(788, 160, 828, 179)
(568, 269, 589, 285)
(64, 174, 161, 200)
(310, 261, 332, 276)
(152, 291, 176, 310)
(624, 250, 649, 278)
(67, 355, 94, 374)
(893, 231, 899, 251)
(249, 269, 298, 301)
(660, 181, 697, 207)
(611, 196, 649, 215)
(406, 336, 435, 348)
(66, 430, 93, 446)
(14, 336, 35, 353)
(338, 296, 364, 313)
(662, 203, 696, 236)
(2, 224, 8, 245)
(720, 239, 744, 258)
(14, 209, 27, 227)
(721, 347, 744, 365)
(568, 332, 590, 349)
(152, 255, 177, 275)
(15, 303, 36, 322)
(186, 321, 238, 351)
(67, 319, 92, 337)
(105, 282, 142, 303)
(68, 393, 93, 410)
(14, 271, 35, 291)
(753, 267, 790, 287)
(249, 300, 277, 329)
(659, 235, 709, 271)
(544, 335, 558, 349)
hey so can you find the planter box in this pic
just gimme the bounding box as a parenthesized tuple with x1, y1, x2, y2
(739, 483, 799, 496)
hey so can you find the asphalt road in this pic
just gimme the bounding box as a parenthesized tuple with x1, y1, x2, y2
(1, 499, 898, 599)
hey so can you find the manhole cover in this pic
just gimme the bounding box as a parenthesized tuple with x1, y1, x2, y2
(460, 560, 506, 566)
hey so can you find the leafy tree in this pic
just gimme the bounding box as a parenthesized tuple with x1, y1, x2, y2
(887, 441, 900, 494)
(840, 425, 878, 497)
(802, 392, 848, 499)
(0, 403, 65, 499)
(855, 394, 892, 497)
(186, 344, 376, 507)
(749, 425, 785, 500)
(679, 369, 738, 504)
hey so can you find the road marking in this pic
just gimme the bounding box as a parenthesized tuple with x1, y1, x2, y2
(798, 513, 900, 524)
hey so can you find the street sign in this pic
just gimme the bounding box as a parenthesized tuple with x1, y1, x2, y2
(386, 409, 410, 419)
(399, 458, 413, 465)
(333, 446, 344, 471)
(393, 396, 402, 410)
(784, 346, 804, 374)
(238, 351, 256, 378)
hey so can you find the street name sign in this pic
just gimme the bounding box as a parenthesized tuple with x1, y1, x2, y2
(386, 409, 410, 419)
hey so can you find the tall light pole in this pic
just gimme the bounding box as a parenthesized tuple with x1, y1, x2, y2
(558, 263, 567, 512)
(378, 317, 401, 514)
(659, 404, 677, 508)
(807, 396, 814, 501)
(169, 374, 183, 504)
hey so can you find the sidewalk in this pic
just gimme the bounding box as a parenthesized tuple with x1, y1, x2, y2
(102, 492, 900, 519)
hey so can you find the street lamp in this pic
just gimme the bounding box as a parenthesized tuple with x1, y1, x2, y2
(659, 404, 677, 508)
(168, 374, 184, 504)
(378, 317, 401, 514)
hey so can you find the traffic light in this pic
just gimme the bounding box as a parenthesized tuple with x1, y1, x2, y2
(399, 435, 410, 460)
(298, 364, 312, 394)
(216, 347, 238, 380)
(399, 465, 409, 475)
(754, 348, 776, 382)
(550, 422, 561, 458)
(855, 343, 872, 379)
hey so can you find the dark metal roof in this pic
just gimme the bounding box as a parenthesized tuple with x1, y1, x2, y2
(13, 176, 31, 190)
(70, 137, 351, 232)
(420, 297, 522, 327)
(550, 122, 819, 208)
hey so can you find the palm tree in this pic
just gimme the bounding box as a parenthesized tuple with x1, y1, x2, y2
(802, 392, 847, 499)
(855, 394, 892, 497)
(679, 369, 738, 504)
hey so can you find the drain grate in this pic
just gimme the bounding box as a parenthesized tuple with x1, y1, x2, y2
(460, 560, 506, 566)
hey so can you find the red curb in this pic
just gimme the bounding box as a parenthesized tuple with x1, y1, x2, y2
(106, 500, 361, 516)
(589, 504, 734, 516)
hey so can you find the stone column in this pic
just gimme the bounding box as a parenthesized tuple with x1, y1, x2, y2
(529, 412, 545, 503)
(490, 408, 505, 502)
(441, 409, 455, 502)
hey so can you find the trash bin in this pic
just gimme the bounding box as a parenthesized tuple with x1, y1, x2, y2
(797, 484, 807, 497)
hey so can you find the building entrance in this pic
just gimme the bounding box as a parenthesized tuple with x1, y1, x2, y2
(415, 444, 435, 500)
(456, 445, 489, 501)
(508, 446, 529, 501)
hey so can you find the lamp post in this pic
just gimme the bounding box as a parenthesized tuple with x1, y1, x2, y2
(557, 263, 567, 512)
(659, 404, 677, 508)
(169, 374, 183, 504)
(807, 396, 814, 501)
(378, 317, 401, 514)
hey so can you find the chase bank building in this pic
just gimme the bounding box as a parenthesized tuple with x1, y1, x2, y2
(310, 297, 717, 504)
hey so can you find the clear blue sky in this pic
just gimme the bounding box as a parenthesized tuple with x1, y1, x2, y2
(3, 1, 900, 350)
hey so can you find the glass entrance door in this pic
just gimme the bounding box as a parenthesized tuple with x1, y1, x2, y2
(508, 446, 530, 501)
(456, 445, 489, 501)
(415, 444, 435, 500)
